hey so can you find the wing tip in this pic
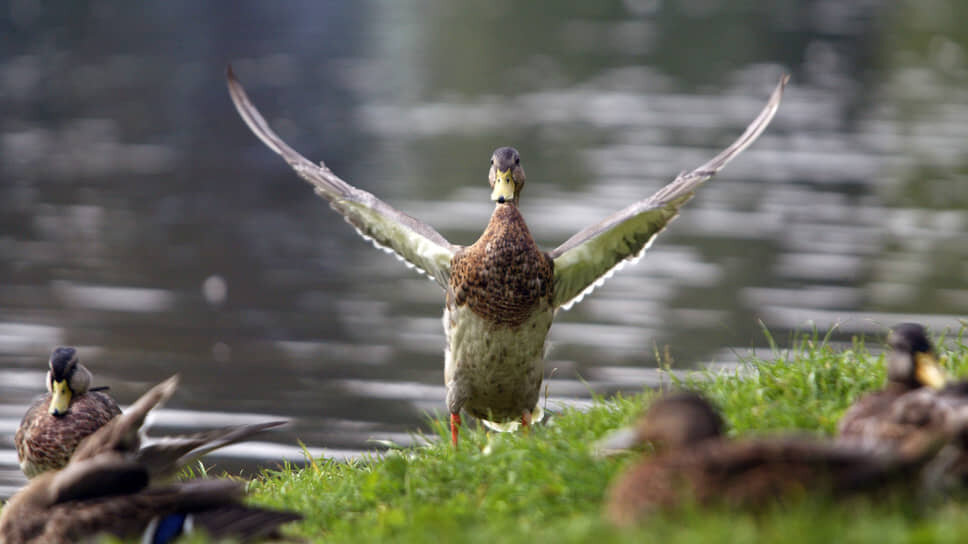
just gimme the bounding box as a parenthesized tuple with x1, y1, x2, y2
(225, 63, 243, 97)
(767, 73, 790, 112)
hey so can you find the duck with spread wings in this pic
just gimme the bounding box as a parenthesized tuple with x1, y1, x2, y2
(227, 68, 787, 446)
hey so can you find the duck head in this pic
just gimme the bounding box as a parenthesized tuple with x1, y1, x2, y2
(597, 391, 724, 455)
(46, 347, 92, 417)
(635, 392, 725, 452)
(488, 147, 526, 205)
(887, 323, 945, 390)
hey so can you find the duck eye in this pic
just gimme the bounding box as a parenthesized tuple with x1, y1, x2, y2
(514, 156, 520, 165)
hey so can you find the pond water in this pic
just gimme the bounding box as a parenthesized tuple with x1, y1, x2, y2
(2, 0, 967, 498)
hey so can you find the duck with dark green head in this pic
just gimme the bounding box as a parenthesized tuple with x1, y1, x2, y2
(15, 347, 121, 478)
(227, 67, 787, 447)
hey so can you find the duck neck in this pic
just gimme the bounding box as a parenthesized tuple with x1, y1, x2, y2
(489, 201, 524, 225)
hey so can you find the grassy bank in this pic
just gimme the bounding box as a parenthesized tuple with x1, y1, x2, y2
(171, 327, 968, 541)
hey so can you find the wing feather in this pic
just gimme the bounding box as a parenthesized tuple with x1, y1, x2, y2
(226, 66, 457, 288)
(551, 75, 788, 310)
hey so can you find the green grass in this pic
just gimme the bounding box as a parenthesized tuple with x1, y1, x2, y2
(13, 326, 968, 543)
(230, 327, 968, 543)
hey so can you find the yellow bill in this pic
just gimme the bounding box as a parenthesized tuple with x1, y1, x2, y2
(49, 379, 72, 415)
(915, 352, 946, 389)
(490, 169, 515, 202)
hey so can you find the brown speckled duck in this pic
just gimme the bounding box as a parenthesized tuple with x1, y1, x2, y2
(0, 375, 298, 544)
(838, 323, 947, 449)
(15, 347, 122, 478)
(838, 323, 968, 486)
(604, 392, 942, 524)
(227, 67, 787, 446)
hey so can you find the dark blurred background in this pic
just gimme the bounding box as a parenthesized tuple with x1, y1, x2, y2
(2, 0, 967, 497)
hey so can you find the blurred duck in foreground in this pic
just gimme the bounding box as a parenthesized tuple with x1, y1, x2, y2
(15, 347, 122, 478)
(0, 375, 301, 544)
(604, 392, 944, 525)
(839, 323, 968, 487)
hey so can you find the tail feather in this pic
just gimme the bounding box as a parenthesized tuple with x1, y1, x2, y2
(141, 481, 302, 544)
(136, 420, 287, 480)
(72, 375, 180, 461)
(142, 480, 302, 543)
(191, 504, 304, 541)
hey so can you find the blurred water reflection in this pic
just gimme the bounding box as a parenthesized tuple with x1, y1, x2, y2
(1, 0, 967, 497)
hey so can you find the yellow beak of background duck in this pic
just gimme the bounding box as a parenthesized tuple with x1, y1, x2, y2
(49, 379, 72, 416)
(915, 352, 946, 389)
(491, 169, 515, 203)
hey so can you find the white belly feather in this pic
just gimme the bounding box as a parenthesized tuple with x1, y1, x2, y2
(443, 302, 553, 429)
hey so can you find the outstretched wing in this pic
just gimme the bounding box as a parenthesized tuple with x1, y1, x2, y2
(549, 76, 788, 310)
(226, 66, 458, 288)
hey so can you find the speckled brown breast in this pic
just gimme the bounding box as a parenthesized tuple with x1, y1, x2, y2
(15, 391, 121, 478)
(448, 204, 553, 326)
